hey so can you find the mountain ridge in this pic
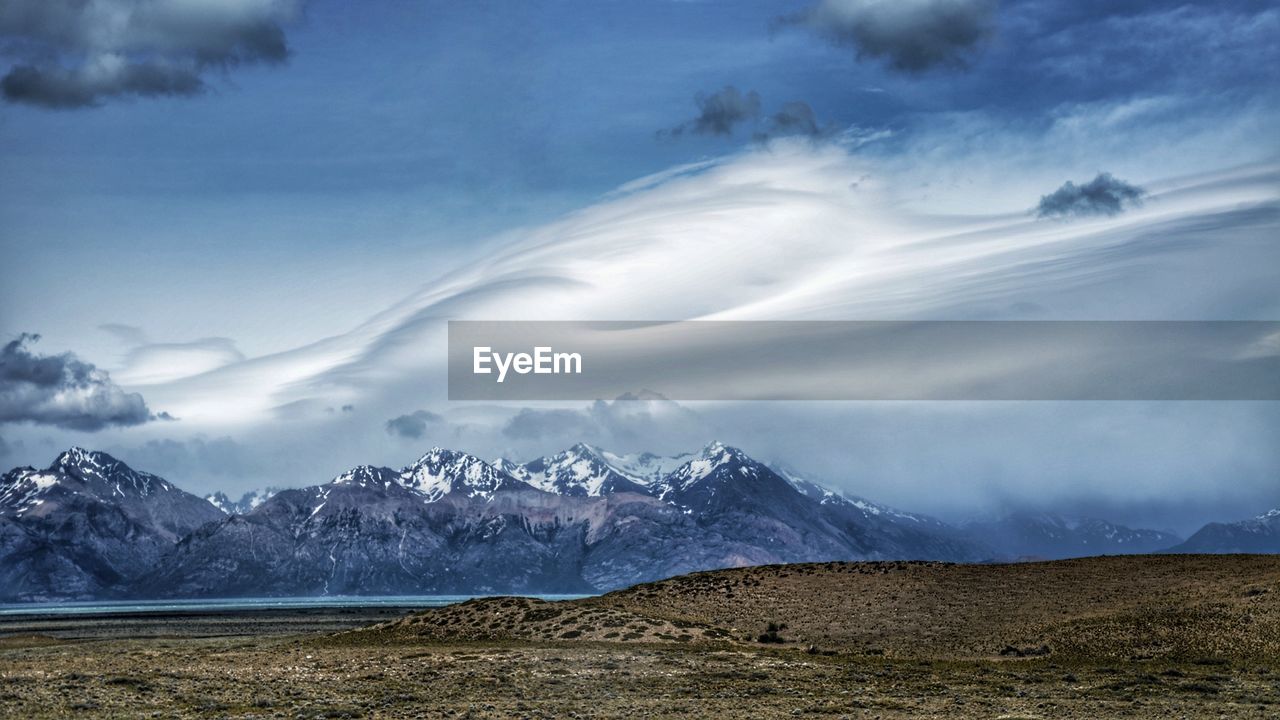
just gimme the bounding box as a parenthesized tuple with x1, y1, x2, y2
(0, 443, 1267, 601)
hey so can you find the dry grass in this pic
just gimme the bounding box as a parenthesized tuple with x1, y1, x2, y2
(3, 555, 1279, 718)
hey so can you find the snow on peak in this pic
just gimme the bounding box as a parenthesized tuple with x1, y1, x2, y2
(52, 447, 173, 497)
(501, 443, 632, 497)
(654, 441, 757, 498)
(205, 487, 282, 515)
(0, 467, 62, 515)
(593, 448, 693, 486)
(205, 491, 235, 514)
(400, 448, 518, 502)
(333, 465, 395, 488)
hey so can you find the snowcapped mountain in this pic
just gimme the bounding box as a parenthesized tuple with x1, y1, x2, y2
(592, 448, 695, 486)
(654, 442, 800, 508)
(498, 443, 652, 496)
(0, 448, 224, 601)
(962, 512, 1183, 560)
(8, 441, 1265, 601)
(1167, 509, 1280, 554)
(2, 447, 223, 541)
(146, 440, 995, 597)
(399, 447, 533, 502)
(205, 486, 281, 515)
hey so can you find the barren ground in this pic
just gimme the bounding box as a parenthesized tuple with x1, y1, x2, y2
(2, 555, 1277, 719)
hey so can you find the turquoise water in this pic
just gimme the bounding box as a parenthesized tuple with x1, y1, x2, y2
(0, 595, 591, 616)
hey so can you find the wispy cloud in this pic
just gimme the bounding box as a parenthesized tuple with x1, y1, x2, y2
(131, 145, 1280, 426)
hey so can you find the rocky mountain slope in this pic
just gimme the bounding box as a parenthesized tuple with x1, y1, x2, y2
(1167, 509, 1280, 553)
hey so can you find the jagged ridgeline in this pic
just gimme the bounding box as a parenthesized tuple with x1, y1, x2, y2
(2, 444, 1275, 601)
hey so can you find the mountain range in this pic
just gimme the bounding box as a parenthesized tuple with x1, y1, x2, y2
(1, 443, 1273, 602)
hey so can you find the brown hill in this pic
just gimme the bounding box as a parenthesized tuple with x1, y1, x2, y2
(359, 555, 1280, 661)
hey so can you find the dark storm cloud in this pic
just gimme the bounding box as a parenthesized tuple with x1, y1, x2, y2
(782, 0, 998, 73)
(385, 410, 445, 440)
(0, 333, 152, 431)
(1036, 173, 1146, 218)
(665, 90, 835, 143)
(1, 61, 204, 109)
(754, 101, 834, 142)
(663, 86, 762, 138)
(0, 0, 301, 109)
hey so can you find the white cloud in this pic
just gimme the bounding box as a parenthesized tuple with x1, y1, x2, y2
(127, 141, 1278, 427)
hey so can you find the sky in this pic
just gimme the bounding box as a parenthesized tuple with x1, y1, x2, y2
(1, 0, 1278, 534)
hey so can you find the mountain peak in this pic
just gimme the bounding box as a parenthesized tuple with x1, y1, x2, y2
(698, 441, 747, 462)
(401, 448, 523, 502)
(654, 441, 763, 501)
(51, 447, 173, 498)
(204, 487, 281, 515)
(333, 465, 396, 488)
(568, 441, 603, 457)
(502, 443, 649, 497)
(54, 446, 114, 470)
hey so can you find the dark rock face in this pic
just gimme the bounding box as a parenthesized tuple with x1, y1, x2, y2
(1167, 510, 1280, 554)
(961, 512, 1182, 560)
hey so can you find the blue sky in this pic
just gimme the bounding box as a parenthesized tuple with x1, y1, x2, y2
(0, 0, 1277, 531)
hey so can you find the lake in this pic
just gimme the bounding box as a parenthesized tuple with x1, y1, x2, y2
(0, 595, 592, 617)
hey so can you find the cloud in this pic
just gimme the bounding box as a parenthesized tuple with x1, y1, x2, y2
(783, 0, 997, 73)
(385, 410, 445, 440)
(501, 394, 709, 449)
(112, 436, 252, 480)
(99, 323, 150, 347)
(754, 101, 835, 141)
(1036, 173, 1146, 218)
(663, 86, 761, 137)
(0, 333, 153, 431)
(0, 434, 9, 459)
(112, 336, 245, 385)
(665, 89, 835, 143)
(502, 408, 598, 441)
(0, 0, 303, 109)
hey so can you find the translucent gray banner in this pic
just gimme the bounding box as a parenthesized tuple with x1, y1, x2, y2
(447, 321, 1280, 401)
